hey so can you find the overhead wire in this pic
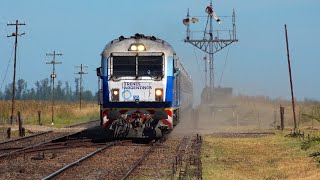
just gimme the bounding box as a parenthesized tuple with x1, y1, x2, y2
(192, 45, 205, 85)
(218, 46, 230, 87)
(0, 43, 15, 91)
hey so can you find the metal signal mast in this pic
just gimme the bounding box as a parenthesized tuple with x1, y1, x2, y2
(7, 20, 26, 124)
(75, 64, 88, 110)
(184, 1, 238, 102)
(46, 51, 62, 125)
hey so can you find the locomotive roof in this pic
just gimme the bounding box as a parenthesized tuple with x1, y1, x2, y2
(101, 33, 175, 55)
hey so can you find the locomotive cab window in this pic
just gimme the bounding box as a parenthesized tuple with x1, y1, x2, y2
(112, 56, 136, 76)
(138, 56, 163, 77)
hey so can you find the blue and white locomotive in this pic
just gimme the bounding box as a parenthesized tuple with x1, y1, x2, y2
(97, 33, 193, 139)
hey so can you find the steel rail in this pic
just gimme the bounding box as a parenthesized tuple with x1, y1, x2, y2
(0, 131, 53, 145)
(42, 142, 116, 180)
(64, 119, 99, 128)
(121, 136, 168, 180)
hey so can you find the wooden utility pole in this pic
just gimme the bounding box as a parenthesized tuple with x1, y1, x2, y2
(46, 51, 62, 125)
(75, 64, 88, 110)
(280, 106, 285, 131)
(7, 20, 26, 125)
(284, 24, 297, 132)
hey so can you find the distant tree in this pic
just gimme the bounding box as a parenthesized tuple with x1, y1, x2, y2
(41, 78, 51, 100)
(64, 81, 72, 101)
(0, 78, 96, 102)
(0, 90, 3, 100)
(82, 90, 94, 101)
(74, 78, 80, 101)
(55, 80, 64, 100)
(16, 79, 27, 100)
(4, 83, 13, 100)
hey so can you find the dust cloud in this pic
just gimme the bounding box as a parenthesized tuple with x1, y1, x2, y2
(172, 92, 298, 137)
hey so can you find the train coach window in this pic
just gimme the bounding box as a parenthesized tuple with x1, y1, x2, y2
(138, 56, 163, 77)
(112, 56, 136, 76)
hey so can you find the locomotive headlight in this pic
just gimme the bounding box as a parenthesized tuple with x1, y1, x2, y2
(111, 89, 119, 101)
(137, 45, 145, 51)
(155, 89, 163, 96)
(129, 43, 146, 51)
(113, 90, 119, 96)
(130, 45, 137, 51)
(155, 88, 163, 102)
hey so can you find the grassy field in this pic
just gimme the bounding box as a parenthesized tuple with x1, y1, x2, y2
(202, 131, 320, 180)
(0, 100, 99, 127)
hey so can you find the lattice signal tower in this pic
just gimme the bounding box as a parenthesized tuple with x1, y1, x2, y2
(184, 0, 238, 101)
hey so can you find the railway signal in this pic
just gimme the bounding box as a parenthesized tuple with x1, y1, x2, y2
(46, 51, 63, 125)
(183, 0, 238, 102)
(75, 64, 88, 110)
(7, 20, 26, 125)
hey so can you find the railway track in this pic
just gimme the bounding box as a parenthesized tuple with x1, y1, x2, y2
(35, 134, 169, 180)
(0, 120, 99, 159)
(0, 125, 203, 180)
(0, 119, 99, 145)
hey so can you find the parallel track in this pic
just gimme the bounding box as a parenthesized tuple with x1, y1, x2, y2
(42, 142, 117, 180)
(0, 120, 99, 159)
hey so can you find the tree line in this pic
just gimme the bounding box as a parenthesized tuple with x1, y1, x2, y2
(0, 78, 97, 102)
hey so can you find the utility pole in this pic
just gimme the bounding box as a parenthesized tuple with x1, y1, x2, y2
(46, 51, 62, 125)
(7, 20, 26, 125)
(184, 1, 238, 103)
(75, 64, 88, 110)
(284, 24, 297, 132)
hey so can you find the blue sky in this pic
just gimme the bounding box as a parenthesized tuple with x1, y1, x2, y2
(0, 0, 319, 101)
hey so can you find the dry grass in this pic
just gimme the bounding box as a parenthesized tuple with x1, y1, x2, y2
(0, 100, 99, 127)
(195, 96, 320, 133)
(202, 131, 320, 180)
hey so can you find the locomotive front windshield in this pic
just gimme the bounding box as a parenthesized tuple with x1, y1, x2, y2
(112, 56, 163, 77)
(112, 56, 136, 76)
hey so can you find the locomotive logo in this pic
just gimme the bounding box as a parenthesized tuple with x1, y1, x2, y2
(122, 90, 132, 100)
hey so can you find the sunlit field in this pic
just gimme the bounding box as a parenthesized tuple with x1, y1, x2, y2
(202, 131, 320, 180)
(0, 100, 99, 127)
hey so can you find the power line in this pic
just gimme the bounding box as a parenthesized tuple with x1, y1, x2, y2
(46, 51, 62, 125)
(218, 46, 230, 87)
(75, 64, 88, 110)
(191, 45, 205, 85)
(0, 43, 15, 91)
(7, 20, 26, 124)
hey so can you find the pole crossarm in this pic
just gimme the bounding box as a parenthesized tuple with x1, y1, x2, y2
(46, 61, 62, 64)
(185, 39, 238, 54)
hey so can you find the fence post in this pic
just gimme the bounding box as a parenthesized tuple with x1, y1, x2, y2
(18, 111, 23, 137)
(7, 127, 11, 139)
(280, 106, 285, 131)
(38, 111, 41, 126)
(258, 112, 261, 130)
(273, 110, 277, 129)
